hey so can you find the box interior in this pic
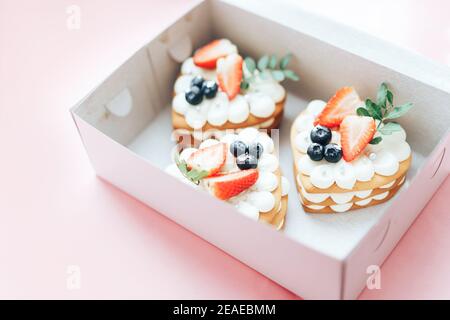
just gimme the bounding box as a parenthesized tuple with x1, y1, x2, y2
(73, 0, 450, 261)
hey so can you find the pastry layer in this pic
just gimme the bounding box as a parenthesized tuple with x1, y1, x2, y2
(255, 168, 282, 220)
(295, 164, 406, 206)
(295, 157, 411, 194)
(261, 195, 287, 230)
(256, 168, 290, 228)
(173, 111, 283, 148)
(301, 184, 403, 214)
(172, 97, 285, 131)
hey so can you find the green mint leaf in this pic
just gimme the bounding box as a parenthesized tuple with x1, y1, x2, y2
(283, 69, 300, 81)
(174, 153, 183, 167)
(378, 122, 402, 135)
(385, 102, 413, 120)
(198, 171, 209, 180)
(175, 155, 188, 175)
(369, 137, 383, 145)
(365, 99, 383, 120)
(269, 55, 278, 69)
(357, 107, 370, 117)
(257, 55, 270, 71)
(240, 80, 250, 90)
(187, 170, 199, 180)
(244, 57, 256, 73)
(386, 90, 394, 105)
(260, 70, 272, 80)
(280, 53, 292, 70)
(180, 165, 189, 176)
(187, 169, 209, 184)
(175, 153, 208, 184)
(377, 82, 388, 109)
(271, 70, 285, 82)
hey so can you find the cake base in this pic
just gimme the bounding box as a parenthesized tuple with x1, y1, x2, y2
(173, 109, 284, 149)
(300, 184, 403, 214)
(268, 195, 287, 230)
(258, 169, 288, 230)
(172, 96, 286, 132)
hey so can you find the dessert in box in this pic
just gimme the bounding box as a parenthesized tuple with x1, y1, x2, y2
(169, 38, 296, 226)
(291, 84, 412, 213)
(71, 0, 450, 299)
(172, 39, 299, 141)
(166, 128, 290, 229)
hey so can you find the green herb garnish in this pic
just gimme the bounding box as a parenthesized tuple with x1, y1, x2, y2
(175, 154, 209, 185)
(357, 83, 413, 145)
(241, 54, 299, 90)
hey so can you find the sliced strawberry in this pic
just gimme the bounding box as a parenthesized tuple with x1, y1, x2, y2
(193, 39, 237, 69)
(186, 143, 227, 177)
(315, 87, 362, 127)
(340, 115, 376, 162)
(217, 53, 243, 100)
(204, 169, 259, 200)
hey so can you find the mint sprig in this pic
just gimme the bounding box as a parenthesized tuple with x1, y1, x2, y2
(175, 154, 209, 185)
(241, 53, 299, 90)
(357, 83, 413, 145)
(369, 137, 383, 145)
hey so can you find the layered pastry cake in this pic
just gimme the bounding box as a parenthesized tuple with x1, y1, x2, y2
(172, 39, 299, 142)
(166, 128, 290, 229)
(291, 84, 413, 213)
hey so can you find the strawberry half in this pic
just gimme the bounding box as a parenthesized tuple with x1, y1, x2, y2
(193, 39, 237, 69)
(315, 87, 362, 128)
(204, 169, 259, 200)
(217, 53, 243, 100)
(186, 143, 227, 177)
(340, 115, 376, 162)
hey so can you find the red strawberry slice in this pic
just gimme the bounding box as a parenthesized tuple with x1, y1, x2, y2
(217, 53, 243, 100)
(315, 87, 362, 128)
(204, 169, 259, 200)
(193, 39, 237, 69)
(340, 115, 376, 162)
(186, 143, 227, 177)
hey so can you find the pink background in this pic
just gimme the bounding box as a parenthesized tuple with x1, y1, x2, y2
(1, 0, 449, 299)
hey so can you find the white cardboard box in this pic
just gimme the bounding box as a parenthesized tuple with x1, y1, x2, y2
(71, 0, 450, 299)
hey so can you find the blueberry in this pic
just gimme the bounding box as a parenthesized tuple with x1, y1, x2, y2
(310, 125, 332, 146)
(230, 140, 247, 158)
(248, 142, 264, 159)
(185, 86, 203, 105)
(191, 76, 204, 89)
(323, 144, 342, 163)
(236, 154, 258, 170)
(202, 81, 218, 99)
(307, 143, 324, 161)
